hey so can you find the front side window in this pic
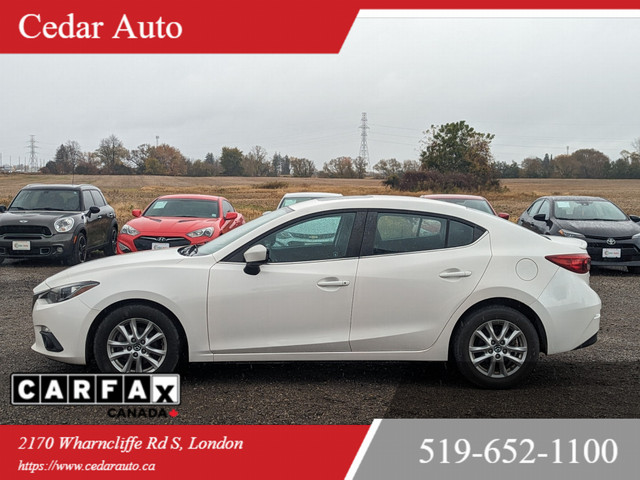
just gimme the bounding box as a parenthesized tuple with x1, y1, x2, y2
(527, 199, 544, 216)
(82, 191, 96, 210)
(246, 212, 356, 263)
(90, 190, 107, 207)
(536, 200, 550, 218)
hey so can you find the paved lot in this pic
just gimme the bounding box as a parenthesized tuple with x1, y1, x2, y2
(1, 259, 638, 425)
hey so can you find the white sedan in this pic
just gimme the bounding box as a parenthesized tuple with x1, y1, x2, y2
(32, 196, 601, 388)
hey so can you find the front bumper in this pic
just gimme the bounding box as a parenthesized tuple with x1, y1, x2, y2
(31, 292, 96, 365)
(586, 236, 640, 266)
(0, 233, 75, 259)
(117, 234, 193, 254)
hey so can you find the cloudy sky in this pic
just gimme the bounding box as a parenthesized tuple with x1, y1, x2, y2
(1, 11, 639, 169)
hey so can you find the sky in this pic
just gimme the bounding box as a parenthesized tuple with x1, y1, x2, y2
(1, 11, 640, 170)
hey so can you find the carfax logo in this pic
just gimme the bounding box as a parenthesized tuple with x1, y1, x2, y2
(11, 374, 180, 405)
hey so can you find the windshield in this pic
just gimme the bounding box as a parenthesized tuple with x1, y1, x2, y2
(190, 208, 290, 256)
(438, 198, 494, 215)
(9, 189, 80, 211)
(553, 200, 628, 221)
(145, 198, 220, 218)
(279, 196, 321, 208)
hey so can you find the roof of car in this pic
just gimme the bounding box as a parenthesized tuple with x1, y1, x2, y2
(421, 194, 488, 200)
(156, 194, 222, 201)
(281, 192, 342, 198)
(541, 196, 607, 202)
(23, 184, 97, 190)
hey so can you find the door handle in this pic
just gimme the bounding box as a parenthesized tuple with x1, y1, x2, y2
(317, 279, 350, 287)
(439, 270, 472, 278)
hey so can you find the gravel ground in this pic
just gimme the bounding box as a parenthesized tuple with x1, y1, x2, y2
(1, 260, 638, 425)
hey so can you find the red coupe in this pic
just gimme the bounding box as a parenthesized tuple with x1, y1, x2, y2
(116, 194, 245, 254)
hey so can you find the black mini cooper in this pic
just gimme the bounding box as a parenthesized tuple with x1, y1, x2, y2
(0, 184, 118, 265)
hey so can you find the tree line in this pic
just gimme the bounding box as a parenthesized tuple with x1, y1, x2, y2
(39, 129, 640, 189)
(40, 135, 369, 179)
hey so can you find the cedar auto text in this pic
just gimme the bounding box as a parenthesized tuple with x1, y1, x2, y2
(19, 13, 183, 39)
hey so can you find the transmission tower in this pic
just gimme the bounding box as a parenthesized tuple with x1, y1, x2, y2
(358, 112, 370, 171)
(27, 135, 39, 172)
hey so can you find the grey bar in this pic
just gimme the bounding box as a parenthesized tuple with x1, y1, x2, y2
(353, 419, 638, 479)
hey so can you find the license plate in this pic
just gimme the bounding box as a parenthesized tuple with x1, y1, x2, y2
(151, 242, 170, 250)
(12, 241, 30, 251)
(602, 248, 621, 259)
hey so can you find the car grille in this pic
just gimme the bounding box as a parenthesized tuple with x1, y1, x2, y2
(586, 236, 640, 263)
(0, 225, 52, 237)
(133, 236, 191, 250)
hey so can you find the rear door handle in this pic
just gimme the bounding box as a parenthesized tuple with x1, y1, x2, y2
(439, 270, 472, 278)
(317, 280, 350, 287)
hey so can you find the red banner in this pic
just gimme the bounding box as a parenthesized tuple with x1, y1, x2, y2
(1, 425, 369, 479)
(0, 1, 636, 54)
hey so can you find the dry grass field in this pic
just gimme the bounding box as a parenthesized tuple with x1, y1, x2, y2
(2, 174, 640, 224)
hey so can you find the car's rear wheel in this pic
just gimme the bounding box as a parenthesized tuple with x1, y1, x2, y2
(94, 304, 181, 373)
(65, 232, 87, 266)
(453, 306, 539, 389)
(104, 225, 118, 256)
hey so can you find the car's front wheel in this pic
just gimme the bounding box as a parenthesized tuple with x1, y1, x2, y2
(65, 232, 87, 266)
(94, 304, 181, 373)
(453, 306, 539, 389)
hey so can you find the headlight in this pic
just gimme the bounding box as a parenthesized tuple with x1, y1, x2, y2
(633, 232, 640, 240)
(187, 226, 214, 238)
(36, 281, 99, 305)
(54, 217, 74, 233)
(558, 229, 585, 239)
(120, 224, 139, 236)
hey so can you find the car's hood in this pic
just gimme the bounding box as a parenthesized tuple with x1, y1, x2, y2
(0, 210, 75, 224)
(126, 216, 222, 235)
(34, 248, 189, 292)
(555, 219, 640, 237)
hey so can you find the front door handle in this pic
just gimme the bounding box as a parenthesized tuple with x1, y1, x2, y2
(317, 279, 350, 287)
(439, 270, 472, 278)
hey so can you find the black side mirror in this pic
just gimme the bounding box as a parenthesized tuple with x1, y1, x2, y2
(629, 215, 640, 223)
(88, 206, 100, 215)
(243, 244, 268, 276)
(0, 205, 6, 213)
(533, 213, 548, 222)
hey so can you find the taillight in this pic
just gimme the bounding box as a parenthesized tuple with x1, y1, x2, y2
(545, 254, 591, 274)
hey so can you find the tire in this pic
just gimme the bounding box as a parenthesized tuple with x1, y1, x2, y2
(104, 225, 118, 256)
(627, 266, 640, 274)
(453, 306, 539, 389)
(65, 232, 87, 266)
(94, 304, 181, 373)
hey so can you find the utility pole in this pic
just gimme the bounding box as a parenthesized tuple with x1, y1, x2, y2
(358, 112, 370, 172)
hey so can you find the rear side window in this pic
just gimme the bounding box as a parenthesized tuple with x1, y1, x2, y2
(367, 212, 484, 255)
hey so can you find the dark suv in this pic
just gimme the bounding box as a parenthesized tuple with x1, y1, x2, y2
(0, 184, 118, 265)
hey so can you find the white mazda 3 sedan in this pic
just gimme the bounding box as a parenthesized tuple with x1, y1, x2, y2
(32, 196, 601, 388)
